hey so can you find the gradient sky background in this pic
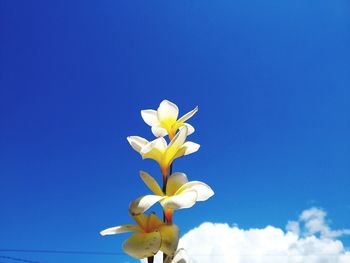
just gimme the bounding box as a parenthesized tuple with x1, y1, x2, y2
(1, 1, 349, 262)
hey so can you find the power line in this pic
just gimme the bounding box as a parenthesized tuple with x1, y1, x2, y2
(0, 256, 41, 263)
(0, 249, 121, 256)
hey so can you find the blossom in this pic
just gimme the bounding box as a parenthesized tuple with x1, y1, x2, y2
(129, 171, 214, 220)
(127, 126, 200, 176)
(100, 213, 179, 259)
(172, 249, 189, 263)
(165, 248, 189, 263)
(141, 100, 198, 139)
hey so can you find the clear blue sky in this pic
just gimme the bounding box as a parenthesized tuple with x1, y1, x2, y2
(1, 1, 349, 262)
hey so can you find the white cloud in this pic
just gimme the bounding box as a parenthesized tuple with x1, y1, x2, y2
(288, 207, 350, 239)
(141, 207, 350, 263)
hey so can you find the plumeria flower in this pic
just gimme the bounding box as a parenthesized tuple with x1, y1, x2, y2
(127, 126, 200, 177)
(100, 213, 179, 259)
(165, 248, 190, 263)
(141, 100, 198, 139)
(129, 171, 214, 222)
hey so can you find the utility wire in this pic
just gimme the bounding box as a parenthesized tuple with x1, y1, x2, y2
(0, 250, 120, 256)
(0, 255, 41, 263)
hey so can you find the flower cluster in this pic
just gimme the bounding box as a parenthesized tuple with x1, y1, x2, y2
(100, 100, 214, 262)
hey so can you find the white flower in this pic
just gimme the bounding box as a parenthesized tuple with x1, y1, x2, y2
(129, 171, 214, 220)
(141, 100, 198, 139)
(127, 126, 200, 176)
(165, 248, 189, 263)
(100, 213, 179, 259)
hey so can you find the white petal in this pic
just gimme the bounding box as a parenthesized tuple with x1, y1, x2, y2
(171, 248, 189, 263)
(181, 123, 195, 136)
(123, 231, 161, 259)
(141, 137, 167, 154)
(100, 224, 141, 236)
(172, 147, 187, 160)
(165, 127, 188, 165)
(166, 172, 188, 196)
(163, 127, 187, 165)
(159, 224, 180, 257)
(140, 171, 164, 196)
(152, 126, 168, 137)
(167, 126, 187, 152)
(176, 181, 214, 201)
(177, 106, 198, 123)
(160, 190, 197, 210)
(182, 141, 200, 155)
(158, 100, 179, 122)
(146, 213, 164, 231)
(141, 110, 160, 126)
(127, 136, 149, 153)
(165, 249, 189, 263)
(129, 195, 164, 215)
(131, 214, 149, 229)
(140, 137, 167, 162)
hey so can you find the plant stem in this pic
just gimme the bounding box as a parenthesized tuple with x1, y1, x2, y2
(162, 163, 173, 263)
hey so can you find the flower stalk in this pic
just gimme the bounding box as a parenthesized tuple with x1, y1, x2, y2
(100, 100, 214, 263)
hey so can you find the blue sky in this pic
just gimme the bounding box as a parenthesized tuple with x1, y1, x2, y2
(1, 1, 349, 262)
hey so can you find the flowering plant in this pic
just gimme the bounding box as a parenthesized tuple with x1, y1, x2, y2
(100, 100, 214, 263)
